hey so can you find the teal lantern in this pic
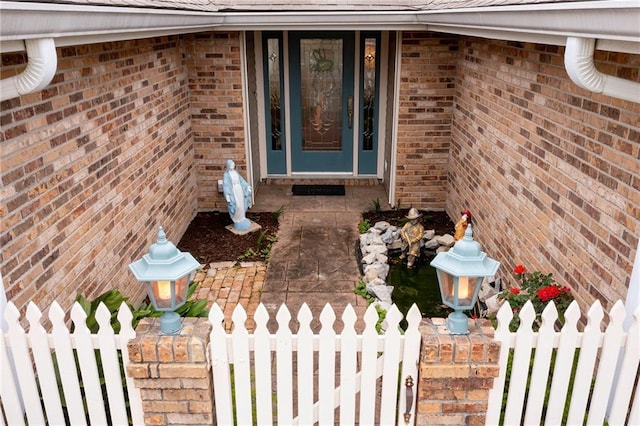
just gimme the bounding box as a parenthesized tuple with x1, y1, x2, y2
(430, 225, 500, 334)
(129, 226, 201, 334)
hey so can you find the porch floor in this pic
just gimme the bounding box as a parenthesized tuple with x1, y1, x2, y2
(193, 183, 391, 331)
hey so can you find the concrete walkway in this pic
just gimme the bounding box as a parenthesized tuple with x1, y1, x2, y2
(254, 184, 390, 331)
(195, 183, 390, 331)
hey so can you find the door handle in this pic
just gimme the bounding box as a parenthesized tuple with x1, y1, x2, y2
(347, 95, 353, 129)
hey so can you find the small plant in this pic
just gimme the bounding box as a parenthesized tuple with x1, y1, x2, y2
(354, 278, 376, 304)
(370, 197, 382, 212)
(237, 229, 277, 262)
(271, 205, 284, 221)
(358, 218, 372, 234)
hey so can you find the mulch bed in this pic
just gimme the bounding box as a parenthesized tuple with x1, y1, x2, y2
(177, 209, 454, 265)
(177, 211, 279, 265)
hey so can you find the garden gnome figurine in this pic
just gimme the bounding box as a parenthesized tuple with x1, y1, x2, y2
(400, 207, 424, 268)
(223, 159, 253, 232)
(454, 209, 472, 240)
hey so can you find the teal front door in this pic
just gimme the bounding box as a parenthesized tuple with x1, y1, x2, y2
(289, 32, 355, 173)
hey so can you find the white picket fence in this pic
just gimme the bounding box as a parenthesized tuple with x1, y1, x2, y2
(487, 299, 640, 425)
(208, 302, 423, 426)
(4, 298, 638, 426)
(0, 301, 143, 426)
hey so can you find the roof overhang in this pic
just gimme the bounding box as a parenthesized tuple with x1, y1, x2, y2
(1, 1, 638, 54)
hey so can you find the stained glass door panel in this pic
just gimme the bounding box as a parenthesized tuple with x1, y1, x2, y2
(289, 32, 354, 172)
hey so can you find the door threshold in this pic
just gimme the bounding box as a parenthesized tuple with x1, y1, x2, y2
(263, 177, 382, 186)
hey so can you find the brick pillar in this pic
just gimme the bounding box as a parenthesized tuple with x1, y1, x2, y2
(127, 317, 214, 425)
(416, 318, 501, 426)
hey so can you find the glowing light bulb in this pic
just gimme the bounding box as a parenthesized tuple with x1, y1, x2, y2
(156, 280, 172, 301)
(457, 277, 470, 299)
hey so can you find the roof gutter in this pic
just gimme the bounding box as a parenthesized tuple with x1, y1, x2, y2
(565, 37, 640, 104)
(0, 38, 57, 102)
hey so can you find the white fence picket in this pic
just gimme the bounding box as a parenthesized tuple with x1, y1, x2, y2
(275, 305, 294, 424)
(522, 302, 558, 425)
(486, 301, 513, 425)
(397, 304, 422, 426)
(544, 301, 580, 425)
(96, 303, 129, 425)
(253, 304, 274, 425)
(358, 304, 381, 425)
(379, 305, 403, 425)
(231, 305, 253, 426)
(1, 303, 28, 425)
(26, 303, 65, 425)
(70, 303, 108, 424)
(318, 304, 337, 425)
(5, 303, 46, 425)
(0, 328, 24, 425)
(50, 302, 87, 425)
(296, 304, 314, 426)
(339, 305, 358, 425)
(117, 302, 144, 425)
(608, 308, 640, 425)
(566, 301, 603, 424)
(586, 301, 625, 425)
(208, 303, 234, 426)
(504, 301, 536, 425)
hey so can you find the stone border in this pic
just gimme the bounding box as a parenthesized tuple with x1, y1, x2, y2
(358, 221, 455, 310)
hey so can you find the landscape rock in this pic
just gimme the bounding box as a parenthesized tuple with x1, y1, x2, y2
(364, 267, 380, 283)
(380, 227, 397, 244)
(423, 239, 440, 250)
(361, 252, 377, 264)
(373, 221, 391, 231)
(423, 229, 435, 240)
(366, 283, 394, 305)
(435, 234, 455, 247)
(365, 243, 387, 256)
(364, 262, 389, 281)
(375, 253, 388, 264)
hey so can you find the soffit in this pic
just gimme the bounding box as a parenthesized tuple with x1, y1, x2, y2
(1, 0, 638, 53)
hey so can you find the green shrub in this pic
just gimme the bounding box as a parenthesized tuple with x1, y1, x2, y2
(358, 218, 372, 234)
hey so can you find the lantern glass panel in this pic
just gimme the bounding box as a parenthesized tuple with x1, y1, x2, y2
(438, 270, 454, 306)
(456, 276, 479, 308)
(174, 275, 189, 306)
(150, 280, 173, 309)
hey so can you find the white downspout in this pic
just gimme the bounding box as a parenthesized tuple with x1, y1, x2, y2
(564, 37, 640, 104)
(1, 38, 57, 102)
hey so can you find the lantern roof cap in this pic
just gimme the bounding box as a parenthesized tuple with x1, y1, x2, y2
(128, 226, 201, 281)
(430, 225, 500, 277)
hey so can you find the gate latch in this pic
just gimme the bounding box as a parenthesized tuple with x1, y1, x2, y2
(404, 375, 414, 424)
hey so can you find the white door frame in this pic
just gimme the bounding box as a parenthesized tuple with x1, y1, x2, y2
(252, 30, 389, 180)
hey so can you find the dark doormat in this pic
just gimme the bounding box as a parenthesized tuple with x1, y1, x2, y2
(291, 184, 346, 196)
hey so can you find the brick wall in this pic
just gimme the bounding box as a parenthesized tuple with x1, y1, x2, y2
(0, 36, 197, 314)
(186, 32, 248, 211)
(394, 32, 458, 209)
(447, 37, 640, 310)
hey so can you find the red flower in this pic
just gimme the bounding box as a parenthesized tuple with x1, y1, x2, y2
(537, 285, 561, 302)
(510, 287, 521, 295)
(513, 265, 527, 275)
